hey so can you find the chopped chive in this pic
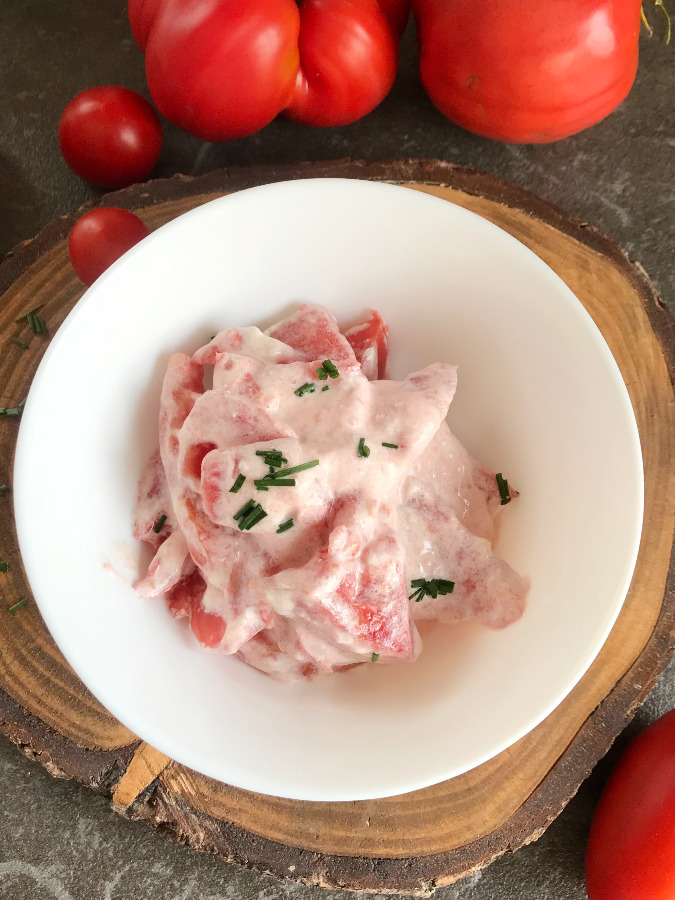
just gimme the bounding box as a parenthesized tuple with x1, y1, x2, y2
(14, 303, 43, 323)
(233, 499, 256, 521)
(0, 485, 9, 496)
(254, 478, 296, 489)
(382, 442, 398, 449)
(12, 338, 28, 349)
(229, 473, 246, 493)
(322, 359, 340, 379)
(239, 503, 267, 531)
(409, 578, 454, 602)
(0, 562, 7, 572)
(357, 438, 370, 458)
(255, 449, 287, 469)
(321, 385, 329, 392)
(27, 312, 47, 335)
(0, 400, 25, 418)
(496, 472, 511, 505)
(294, 382, 316, 397)
(371, 652, 379, 662)
(8, 598, 26, 613)
(317, 367, 329, 380)
(153, 514, 167, 533)
(269, 460, 319, 478)
(276, 518, 294, 534)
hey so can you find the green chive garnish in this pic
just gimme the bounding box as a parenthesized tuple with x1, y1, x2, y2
(233, 499, 256, 521)
(294, 382, 316, 397)
(269, 460, 319, 478)
(382, 442, 398, 449)
(255, 449, 287, 469)
(9, 598, 27, 613)
(14, 304, 43, 323)
(357, 438, 370, 458)
(254, 478, 296, 490)
(371, 652, 379, 662)
(239, 503, 267, 531)
(436, 579, 455, 593)
(12, 338, 28, 349)
(26, 312, 47, 335)
(322, 359, 340, 379)
(229, 473, 246, 493)
(321, 385, 329, 392)
(409, 578, 455, 602)
(496, 473, 511, 505)
(153, 514, 167, 533)
(0, 399, 26, 418)
(317, 367, 329, 381)
(276, 518, 294, 534)
(0, 485, 9, 497)
(0, 562, 8, 573)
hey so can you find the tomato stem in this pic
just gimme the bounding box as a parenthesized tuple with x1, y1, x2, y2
(641, 0, 672, 43)
(655, 0, 672, 43)
(641, 5, 653, 36)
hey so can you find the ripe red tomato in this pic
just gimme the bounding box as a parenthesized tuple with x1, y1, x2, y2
(413, 0, 642, 143)
(59, 86, 162, 188)
(68, 207, 150, 286)
(586, 708, 675, 899)
(283, 0, 399, 127)
(128, 0, 409, 140)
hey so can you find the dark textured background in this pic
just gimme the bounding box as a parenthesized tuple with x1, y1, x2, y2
(0, 2, 673, 898)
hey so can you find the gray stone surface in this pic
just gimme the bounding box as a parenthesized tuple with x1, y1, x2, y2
(0, 2, 673, 898)
(0, 664, 672, 900)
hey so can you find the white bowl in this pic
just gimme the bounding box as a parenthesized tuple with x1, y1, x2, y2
(14, 179, 643, 802)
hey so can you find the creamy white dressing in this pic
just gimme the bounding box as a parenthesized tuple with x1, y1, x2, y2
(132, 305, 528, 681)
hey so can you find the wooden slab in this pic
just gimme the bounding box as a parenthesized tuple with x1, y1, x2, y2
(0, 160, 673, 895)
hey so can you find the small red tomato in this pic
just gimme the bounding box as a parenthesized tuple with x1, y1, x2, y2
(586, 708, 675, 900)
(58, 86, 162, 188)
(68, 207, 150, 286)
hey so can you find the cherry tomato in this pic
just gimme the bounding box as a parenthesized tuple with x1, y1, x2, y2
(68, 207, 150, 286)
(58, 86, 162, 188)
(413, 0, 642, 143)
(586, 708, 675, 900)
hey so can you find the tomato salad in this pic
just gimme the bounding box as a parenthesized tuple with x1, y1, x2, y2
(132, 305, 528, 681)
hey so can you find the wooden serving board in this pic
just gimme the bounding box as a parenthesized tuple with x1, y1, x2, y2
(0, 160, 673, 896)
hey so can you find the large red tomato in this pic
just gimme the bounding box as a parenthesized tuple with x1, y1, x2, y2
(413, 0, 643, 143)
(58, 86, 162, 188)
(127, 0, 410, 140)
(586, 708, 675, 899)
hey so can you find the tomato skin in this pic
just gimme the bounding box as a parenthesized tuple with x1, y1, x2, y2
(585, 708, 675, 900)
(285, 0, 400, 127)
(413, 0, 642, 143)
(127, 0, 410, 140)
(68, 208, 150, 286)
(58, 86, 162, 188)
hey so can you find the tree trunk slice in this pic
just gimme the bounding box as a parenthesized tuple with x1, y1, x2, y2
(0, 160, 673, 895)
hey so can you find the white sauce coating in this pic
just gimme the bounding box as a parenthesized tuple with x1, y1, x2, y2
(132, 305, 528, 680)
